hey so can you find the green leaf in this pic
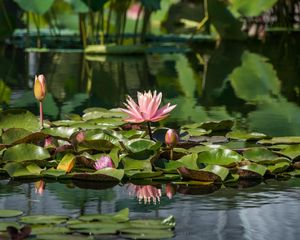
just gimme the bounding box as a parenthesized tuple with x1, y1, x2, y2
(0, 222, 21, 231)
(42, 127, 78, 139)
(0, 109, 40, 132)
(2, 128, 46, 145)
(267, 162, 290, 174)
(69, 0, 89, 13)
(3, 143, 50, 162)
(226, 130, 268, 141)
(82, 0, 109, 12)
(32, 234, 90, 240)
(0, 209, 23, 218)
(79, 208, 129, 222)
(14, 0, 55, 14)
(177, 153, 199, 170)
(141, 0, 161, 11)
(122, 157, 152, 171)
(31, 225, 71, 235)
(230, 0, 278, 17)
(238, 164, 267, 178)
(19, 215, 68, 224)
(57, 153, 75, 173)
(120, 229, 174, 239)
(72, 168, 124, 182)
(198, 149, 242, 167)
(277, 144, 300, 160)
(178, 165, 229, 182)
(258, 137, 300, 145)
(243, 147, 289, 164)
(42, 168, 66, 178)
(199, 120, 234, 132)
(125, 170, 162, 179)
(82, 109, 126, 120)
(229, 51, 280, 102)
(126, 139, 161, 153)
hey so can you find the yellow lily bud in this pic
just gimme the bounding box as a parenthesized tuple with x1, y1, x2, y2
(34, 74, 46, 101)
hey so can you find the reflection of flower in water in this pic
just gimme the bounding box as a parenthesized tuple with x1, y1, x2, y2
(34, 180, 45, 195)
(165, 183, 176, 199)
(127, 184, 162, 205)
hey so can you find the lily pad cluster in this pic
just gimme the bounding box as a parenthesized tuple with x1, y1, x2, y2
(1, 108, 300, 186)
(0, 208, 175, 239)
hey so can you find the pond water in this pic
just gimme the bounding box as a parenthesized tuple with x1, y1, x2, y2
(1, 178, 300, 239)
(1, 35, 300, 239)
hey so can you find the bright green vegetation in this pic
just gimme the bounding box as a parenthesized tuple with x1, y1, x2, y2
(0, 208, 176, 239)
(0, 107, 300, 187)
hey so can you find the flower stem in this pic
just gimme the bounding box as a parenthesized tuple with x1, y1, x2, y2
(147, 122, 153, 140)
(40, 101, 44, 129)
(170, 148, 173, 160)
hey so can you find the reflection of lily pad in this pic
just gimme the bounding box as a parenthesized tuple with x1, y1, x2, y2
(0, 209, 23, 218)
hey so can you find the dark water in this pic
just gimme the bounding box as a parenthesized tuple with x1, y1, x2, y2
(1, 36, 300, 239)
(1, 35, 300, 136)
(1, 178, 300, 240)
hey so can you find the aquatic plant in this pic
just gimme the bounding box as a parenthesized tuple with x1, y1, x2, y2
(165, 128, 179, 160)
(121, 90, 176, 139)
(127, 184, 162, 204)
(33, 74, 46, 129)
(94, 155, 115, 170)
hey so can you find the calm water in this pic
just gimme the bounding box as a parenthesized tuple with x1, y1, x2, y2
(1, 36, 300, 239)
(1, 178, 300, 239)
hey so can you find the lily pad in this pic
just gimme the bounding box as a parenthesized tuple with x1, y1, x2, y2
(3, 143, 50, 162)
(42, 168, 66, 178)
(33, 235, 92, 240)
(42, 127, 79, 139)
(79, 208, 129, 222)
(0, 222, 21, 231)
(258, 137, 300, 145)
(198, 148, 243, 167)
(267, 162, 290, 174)
(19, 215, 69, 224)
(4, 162, 42, 178)
(57, 153, 76, 173)
(199, 120, 234, 132)
(178, 165, 229, 182)
(126, 139, 161, 153)
(0, 209, 23, 218)
(72, 168, 124, 182)
(82, 109, 126, 120)
(226, 130, 268, 141)
(243, 147, 289, 164)
(238, 164, 267, 178)
(277, 144, 300, 160)
(125, 170, 163, 179)
(0, 109, 40, 132)
(120, 229, 174, 239)
(31, 225, 71, 235)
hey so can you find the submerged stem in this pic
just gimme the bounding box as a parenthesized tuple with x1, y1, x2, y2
(40, 101, 44, 129)
(147, 122, 153, 140)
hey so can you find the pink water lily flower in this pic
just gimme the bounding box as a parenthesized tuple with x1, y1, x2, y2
(121, 90, 176, 123)
(94, 155, 114, 170)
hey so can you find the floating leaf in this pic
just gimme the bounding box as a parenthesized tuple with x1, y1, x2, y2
(19, 215, 68, 224)
(72, 168, 124, 182)
(178, 165, 229, 182)
(3, 143, 50, 162)
(125, 170, 163, 179)
(238, 164, 267, 178)
(0, 209, 23, 218)
(42, 127, 78, 139)
(57, 153, 75, 173)
(259, 137, 300, 145)
(79, 208, 129, 222)
(42, 168, 66, 178)
(243, 147, 289, 164)
(177, 153, 199, 170)
(0, 109, 39, 132)
(199, 120, 234, 132)
(126, 139, 161, 153)
(226, 130, 268, 141)
(198, 149, 242, 167)
(120, 229, 174, 240)
(267, 162, 290, 174)
(14, 0, 55, 14)
(2, 128, 46, 145)
(277, 144, 300, 160)
(31, 225, 71, 235)
(230, 0, 278, 17)
(3, 162, 40, 178)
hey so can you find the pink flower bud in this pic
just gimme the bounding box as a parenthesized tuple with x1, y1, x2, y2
(34, 74, 46, 101)
(94, 155, 114, 170)
(165, 129, 179, 147)
(75, 131, 85, 143)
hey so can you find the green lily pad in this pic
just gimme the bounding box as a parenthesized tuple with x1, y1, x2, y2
(121, 130, 145, 139)
(0, 109, 40, 132)
(185, 128, 211, 137)
(87, 117, 124, 127)
(267, 162, 290, 174)
(3, 143, 50, 162)
(3, 162, 42, 178)
(258, 137, 300, 145)
(177, 153, 199, 170)
(198, 149, 243, 167)
(277, 144, 300, 160)
(243, 147, 289, 164)
(79, 208, 129, 222)
(72, 168, 124, 182)
(0, 209, 23, 218)
(1, 128, 31, 145)
(125, 170, 163, 179)
(187, 145, 223, 153)
(199, 120, 234, 132)
(226, 130, 268, 141)
(42, 127, 79, 139)
(129, 216, 175, 229)
(68, 222, 129, 234)
(122, 157, 153, 171)
(42, 168, 66, 178)
(33, 235, 92, 240)
(238, 164, 267, 178)
(19, 215, 69, 224)
(120, 229, 174, 239)
(178, 165, 229, 182)
(31, 225, 71, 235)
(0, 222, 21, 231)
(126, 139, 161, 153)
(82, 109, 126, 120)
